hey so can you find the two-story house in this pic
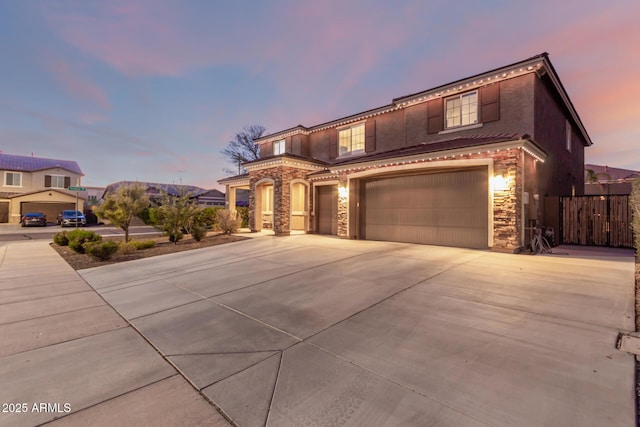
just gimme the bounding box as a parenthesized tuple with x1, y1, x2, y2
(0, 153, 85, 223)
(219, 53, 591, 251)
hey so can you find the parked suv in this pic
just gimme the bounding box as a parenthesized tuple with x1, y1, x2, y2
(57, 210, 87, 227)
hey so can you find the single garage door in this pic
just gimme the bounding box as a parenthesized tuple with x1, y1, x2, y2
(362, 168, 488, 248)
(316, 185, 338, 235)
(21, 202, 76, 224)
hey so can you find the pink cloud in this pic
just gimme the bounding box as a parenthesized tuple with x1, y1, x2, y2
(44, 54, 110, 111)
(40, 1, 238, 76)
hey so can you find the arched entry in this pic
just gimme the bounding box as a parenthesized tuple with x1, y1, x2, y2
(290, 180, 309, 231)
(254, 179, 274, 231)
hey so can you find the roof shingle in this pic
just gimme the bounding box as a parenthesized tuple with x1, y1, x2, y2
(0, 154, 83, 175)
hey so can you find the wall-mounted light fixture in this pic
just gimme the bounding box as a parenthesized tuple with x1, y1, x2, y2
(338, 186, 349, 198)
(491, 174, 512, 192)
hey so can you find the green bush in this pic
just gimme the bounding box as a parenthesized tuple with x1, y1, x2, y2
(85, 241, 119, 261)
(119, 242, 137, 255)
(139, 207, 153, 225)
(236, 207, 249, 228)
(53, 231, 69, 246)
(67, 229, 102, 254)
(132, 240, 156, 250)
(190, 226, 207, 242)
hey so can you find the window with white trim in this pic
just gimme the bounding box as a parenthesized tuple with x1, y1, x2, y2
(4, 172, 21, 187)
(273, 139, 285, 155)
(338, 123, 365, 156)
(566, 120, 572, 152)
(50, 175, 66, 188)
(445, 91, 478, 128)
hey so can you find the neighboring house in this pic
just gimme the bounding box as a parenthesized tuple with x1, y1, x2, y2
(219, 53, 592, 251)
(102, 181, 225, 207)
(81, 186, 106, 207)
(584, 164, 639, 195)
(0, 153, 85, 223)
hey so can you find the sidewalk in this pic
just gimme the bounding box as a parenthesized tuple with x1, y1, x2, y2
(0, 240, 230, 427)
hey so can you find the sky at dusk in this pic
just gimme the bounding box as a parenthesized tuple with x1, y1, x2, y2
(1, 0, 638, 190)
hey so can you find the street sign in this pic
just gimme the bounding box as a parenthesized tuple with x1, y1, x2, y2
(68, 186, 86, 191)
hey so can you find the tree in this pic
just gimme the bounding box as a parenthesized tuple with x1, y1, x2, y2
(221, 125, 266, 175)
(152, 189, 204, 244)
(585, 169, 612, 195)
(96, 182, 150, 243)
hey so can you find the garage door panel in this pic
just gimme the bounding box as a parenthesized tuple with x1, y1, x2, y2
(363, 169, 488, 248)
(22, 202, 76, 224)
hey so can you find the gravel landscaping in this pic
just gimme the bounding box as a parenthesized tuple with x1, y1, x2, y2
(52, 232, 249, 270)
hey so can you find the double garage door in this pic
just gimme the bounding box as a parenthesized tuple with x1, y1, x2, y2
(361, 168, 489, 249)
(21, 202, 76, 224)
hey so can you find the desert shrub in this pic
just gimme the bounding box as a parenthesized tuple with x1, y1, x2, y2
(168, 231, 183, 243)
(67, 229, 102, 254)
(236, 207, 249, 228)
(53, 231, 69, 246)
(119, 242, 137, 255)
(132, 240, 156, 250)
(190, 226, 207, 242)
(216, 209, 240, 235)
(85, 241, 119, 261)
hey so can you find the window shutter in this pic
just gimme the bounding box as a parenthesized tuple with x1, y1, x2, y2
(329, 128, 338, 159)
(262, 142, 272, 158)
(64, 177, 71, 188)
(427, 98, 444, 133)
(292, 135, 301, 156)
(285, 137, 292, 154)
(480, 83, 500, 122)
(44, 175, 52, 187)
(365, 120, 376, 153)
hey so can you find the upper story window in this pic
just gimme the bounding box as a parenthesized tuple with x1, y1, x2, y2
(50, 175, 66, 188)
(338, 123, 365, 156)
(445, 91, 478, 128)
(273, 139, 285, 155)
(4, 172, 21, 187)
(565, 120, 572, 152)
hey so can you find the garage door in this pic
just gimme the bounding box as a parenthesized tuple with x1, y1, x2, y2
(362, 168, 489, 248)
(21, 202, 76, 225)
(316, 185, 338, 235)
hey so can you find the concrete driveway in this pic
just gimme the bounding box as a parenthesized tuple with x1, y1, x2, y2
(75, 234, 635, 427)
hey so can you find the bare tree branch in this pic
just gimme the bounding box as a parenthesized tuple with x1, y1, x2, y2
(221, 125, 266, 175)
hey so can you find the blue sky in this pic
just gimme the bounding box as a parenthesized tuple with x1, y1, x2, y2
(1, 0, 638, 189)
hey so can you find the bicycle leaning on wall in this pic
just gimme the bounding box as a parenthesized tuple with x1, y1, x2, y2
(530, 227, 552, 255)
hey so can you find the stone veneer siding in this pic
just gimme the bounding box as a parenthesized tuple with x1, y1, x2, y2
(329, 148, 526, 250)
(249, 166, 309, 235)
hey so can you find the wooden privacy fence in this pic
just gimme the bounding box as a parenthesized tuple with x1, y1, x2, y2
(560, 195, 633, 248)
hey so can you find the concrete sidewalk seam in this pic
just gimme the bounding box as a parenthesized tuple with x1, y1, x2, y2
(36, 374, 180, 426)
(306, 341, 494, 427)
(198, 351, 282, 392)
(437, 292, 634, 334)
(265, 351, 284, 427)
(300, 252, 486, 343)
(0, 302, 106, 326)
(0, 288, 91, 305)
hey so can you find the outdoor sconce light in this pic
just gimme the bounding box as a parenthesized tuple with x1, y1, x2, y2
(491, 174, 512, 192)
